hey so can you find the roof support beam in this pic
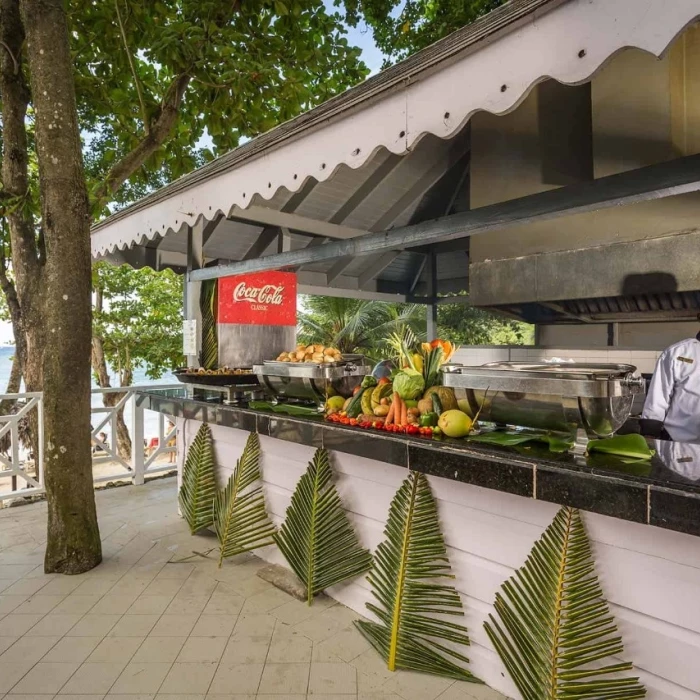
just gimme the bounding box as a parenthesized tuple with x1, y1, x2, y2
(325, 257, 354, 284)
(241, 226, 281, 260)
(190, 153, 700, 282)
(227, 204, 367, 240)
(357, 251, 401, 288)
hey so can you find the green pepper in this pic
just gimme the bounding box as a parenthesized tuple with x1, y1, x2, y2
(361, 375, 378, 389)
(420, 412, 438, 427)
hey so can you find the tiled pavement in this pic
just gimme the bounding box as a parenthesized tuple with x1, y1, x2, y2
(0, 479, 507, 700)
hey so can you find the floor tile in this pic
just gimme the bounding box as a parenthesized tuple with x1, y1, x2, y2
(267, 627, 313, 663)
(0, 595, 29, 614)
(90, 596, 138, 616)
(0, 613, 45, 636)
(11, 661, 81, 694)
(65, 614, 121, 638)
(128, 596, 174, 615)
(44, 636, 103, 663)
(88, 636, 144, 663)
(159, 662, 218, 694)
(0, 635, 61, 664)
(220, 636, 270, 664)
(201, 593, 244, 616)
(189, 615, 237, 637)
(4, 695, 60, 700)
(52, 595, 102, 615)
(14, 595, 65, 615)
(58, 695, 105, 700)
(71, 578, 116, 596)
(312, 625, 370, 663)
(382, 670, 453, 700)
(257, 663, 310, 696)
(0, 660, 35, 693)
(164, 596, 210, 616)
(308, 663, 357, 695)
(231, 614, 276, 641)
(142, 580, 184, 597)
(108, 614, 160, 637)
(2, 579, 51, 596)
(155, 564, 195, 580)
(176, 637, 226, 663)
(0, 635, 18, 655)
(26, 614, 84, 637)
(149, 615, 199, 638)
(208, 662, 264, 695)
(239, 588, 292, 615)
(436, 684, 507, 700)
(110, 661, 172, 694)
(135, 637, 187, 663)
(60, 662, 127, 695)
(39, 578, 83, 596)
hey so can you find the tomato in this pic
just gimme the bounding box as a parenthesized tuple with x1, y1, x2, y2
(407, 425, 419, 435)
(349, 418, 358, 426)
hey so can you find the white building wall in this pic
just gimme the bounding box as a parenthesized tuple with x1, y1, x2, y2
(178, 418, 700, 700)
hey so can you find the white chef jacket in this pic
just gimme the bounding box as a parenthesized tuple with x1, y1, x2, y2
(642, 337, 700, 442)
(654, 440, 700, 481)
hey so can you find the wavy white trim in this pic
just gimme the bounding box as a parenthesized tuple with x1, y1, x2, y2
(91, 0, 700, 258)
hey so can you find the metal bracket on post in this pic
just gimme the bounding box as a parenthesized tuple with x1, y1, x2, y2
(131, 395, 145, 485)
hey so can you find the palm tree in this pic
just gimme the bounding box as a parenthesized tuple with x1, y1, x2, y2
(297, 296, 426, 361)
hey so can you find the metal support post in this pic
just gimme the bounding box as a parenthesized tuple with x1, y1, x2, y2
(131, 396, 145, 485)
(426, 251, 438, 339)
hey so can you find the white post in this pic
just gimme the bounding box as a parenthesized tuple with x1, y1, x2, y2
(131, 392, 145, 485)
(37, 396, 44, 487)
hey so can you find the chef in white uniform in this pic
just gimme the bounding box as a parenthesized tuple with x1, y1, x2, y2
(641, 334, 700, 442)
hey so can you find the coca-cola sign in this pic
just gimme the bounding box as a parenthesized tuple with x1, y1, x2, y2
(218, 272, 296, 326)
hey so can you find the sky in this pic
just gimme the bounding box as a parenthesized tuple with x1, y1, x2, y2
(0, 12, 386, 347)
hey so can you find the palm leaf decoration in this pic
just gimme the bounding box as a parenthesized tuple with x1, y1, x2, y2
(214, 432, 276, 566)
(199, 279, 218, 370)
(179, 423, 217, 535)
(275, 448, 372, 605)
(484, 507, 646, 700)
(355, 471, 480, 682)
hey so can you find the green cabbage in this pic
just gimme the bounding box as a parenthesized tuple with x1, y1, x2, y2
(393, 368, 425, 400)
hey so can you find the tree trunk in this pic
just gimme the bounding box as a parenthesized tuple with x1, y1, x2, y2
(91, 336, 132, 461)
(19, 0, 101, 573)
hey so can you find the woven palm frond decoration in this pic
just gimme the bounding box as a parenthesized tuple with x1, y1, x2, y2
(199, 279, 218, 370)
(214, 432, 276, 566)
(179, 423, 217, 535)
(484, 507, 646, 700)
(275, 448, 372, 605)
(356, 471, 481, 682)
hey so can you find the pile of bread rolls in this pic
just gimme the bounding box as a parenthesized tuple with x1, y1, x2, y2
(275, 344, 342, 363)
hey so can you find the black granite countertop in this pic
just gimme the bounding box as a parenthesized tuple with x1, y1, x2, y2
(137, 387, 700, 539)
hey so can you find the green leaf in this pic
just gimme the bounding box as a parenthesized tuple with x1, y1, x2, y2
(484, 507, 646, 699)
(214, 432, 276, 566)
(179, 423, 217, 535)
(587, 434, 655, 460)
(199, 279, 218, 369)
(275, 448, 372, 604)
(467, 431, 574, 453)
(356, 471, 481, 682)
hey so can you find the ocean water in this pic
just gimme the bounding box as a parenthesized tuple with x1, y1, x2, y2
(0, 345, 176, 442)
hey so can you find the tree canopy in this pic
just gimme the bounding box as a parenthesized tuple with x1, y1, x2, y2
(341, 0, 507, 65)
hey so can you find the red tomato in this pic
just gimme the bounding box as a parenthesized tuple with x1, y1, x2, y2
(349, 418, 358, 426)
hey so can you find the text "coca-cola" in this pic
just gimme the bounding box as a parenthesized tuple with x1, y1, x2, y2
(233, 282, 284, 306)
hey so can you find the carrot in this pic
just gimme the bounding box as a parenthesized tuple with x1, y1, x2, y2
(385, 399, 395, 426)
(400, 398, 408, 426)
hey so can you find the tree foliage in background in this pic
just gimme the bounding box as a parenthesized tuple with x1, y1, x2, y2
(297, 296, 426, 360)
(0, 0, 369, 573)
(298, 294, 533, 356)
(340, 0, 507, 65)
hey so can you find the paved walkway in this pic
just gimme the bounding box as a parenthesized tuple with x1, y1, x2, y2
(0, 478, 507, 700)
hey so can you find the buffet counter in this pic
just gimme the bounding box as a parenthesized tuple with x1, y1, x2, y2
(137, 386, 700, 699)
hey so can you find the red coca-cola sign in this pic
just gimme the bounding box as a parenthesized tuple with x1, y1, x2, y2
(218, 271, 297, 326)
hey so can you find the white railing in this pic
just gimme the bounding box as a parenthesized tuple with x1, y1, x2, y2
(0, 385, 180, 503)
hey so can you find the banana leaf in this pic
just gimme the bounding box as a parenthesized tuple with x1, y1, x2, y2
(179, 423, 217, 534)
(356, 471, 481, 682)
(587, 433, 655, 460)
(467, 430, 574, 453)
(199, 279, 218, 370)
(484, 506, 646, 699)
(275, 448, 372, 604)
(214, 432, 276, 566)
(247, 400, 320, 417)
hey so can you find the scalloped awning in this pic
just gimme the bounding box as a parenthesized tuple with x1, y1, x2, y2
(91, 0, 700, 264)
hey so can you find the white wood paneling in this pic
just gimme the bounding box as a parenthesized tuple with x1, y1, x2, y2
(179, 418, 700, 699)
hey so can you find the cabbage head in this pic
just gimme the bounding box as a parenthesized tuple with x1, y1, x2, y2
(393, 368, 425, 400)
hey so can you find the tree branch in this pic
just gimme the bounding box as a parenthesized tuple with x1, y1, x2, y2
(0, 39, 18, 74)
(92, 72, 191, 210)
(114, 0, 148, 134)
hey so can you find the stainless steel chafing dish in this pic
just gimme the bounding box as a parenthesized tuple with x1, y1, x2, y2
(253, 354, 372, 407)
(442, 362, 645, 444)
